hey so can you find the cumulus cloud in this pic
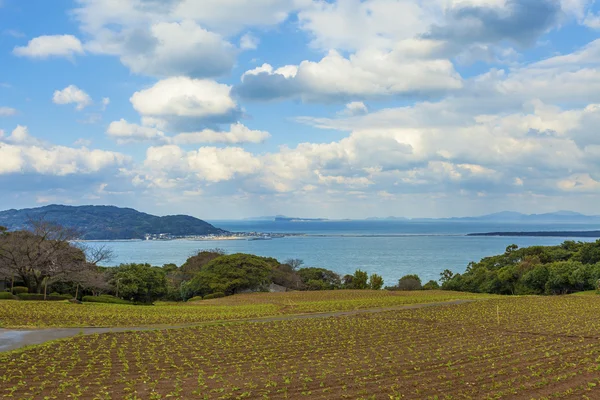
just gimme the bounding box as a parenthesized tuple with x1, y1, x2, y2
(13, 35, 84, 59)
(425, 0, 563, 48)
(85, 20, 236, 78)
(107, 119, 166, 144)
(106, 120, 270, 145)
(172, 123, 270, 144)
(72, 0, 306, 77)
(0, 126, 129, 176)
(139, 145, 261, 186)
(53, 85, 93, 110)
(130, 77, 239, 130)
(235, 46, 463, 102)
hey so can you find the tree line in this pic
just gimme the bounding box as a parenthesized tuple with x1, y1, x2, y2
(0, 221, 385, 303)
(439, 241, 600, 295)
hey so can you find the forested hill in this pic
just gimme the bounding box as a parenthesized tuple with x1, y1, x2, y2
(0, 205, 228, 240)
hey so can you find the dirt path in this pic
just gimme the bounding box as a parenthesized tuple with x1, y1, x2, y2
(0, 299, 474, 353)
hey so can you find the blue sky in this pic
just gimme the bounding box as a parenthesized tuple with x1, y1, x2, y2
(1, 0, 600, 219)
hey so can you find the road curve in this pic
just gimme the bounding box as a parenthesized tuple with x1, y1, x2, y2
(0, 299, 474, 353)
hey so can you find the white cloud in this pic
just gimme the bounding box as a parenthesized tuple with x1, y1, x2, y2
(85, 20, 236, 78)
(130, 77, 238, 130)
(107, 119, 166, 144)
(172, 123, 271, 144)
(236, 45, 463, 102)
(0, 107, 17, 116)
(339, 102, 368, 116)
(141, 145, 260, 185)
(101, 97, 110, 110)
(0, 126, 129, 176)
(13, 35, 84, 59)
(106, 120, 270, 145)
(240, 33, 259, 50)
(53, 85, 93, 110)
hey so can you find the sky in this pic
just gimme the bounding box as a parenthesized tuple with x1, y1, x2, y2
(1, 0, 600, 219)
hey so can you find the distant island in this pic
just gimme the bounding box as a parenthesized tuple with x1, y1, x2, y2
(468, 231, 600, 238)
(0, 205, 229, 240)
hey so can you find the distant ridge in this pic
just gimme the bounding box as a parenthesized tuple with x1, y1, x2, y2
(367, 211, 600, 223)
(0, 205, 228, 240)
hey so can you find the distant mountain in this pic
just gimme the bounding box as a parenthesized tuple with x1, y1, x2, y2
(367, 211, 600, 223)
(444, 211, 600, 223)
(274, 216, 328, 222)
(365, 216, 409, 221)
(0, 205, 228, 240)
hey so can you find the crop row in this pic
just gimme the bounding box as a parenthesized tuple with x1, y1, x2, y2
(1, 296, 599, 399)
(0, 290, 493, 328)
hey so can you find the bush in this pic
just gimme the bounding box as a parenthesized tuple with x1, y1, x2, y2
(82, 295, 132, 305)
(17, 293, 71, 301)
(397, 274, 423, 291)
(203, 292, 226, 300)
(423, 280, 440, 290)
(0, 292, 15, 300)
(187, 296, 204, 302)
(12, 286, 28, 295)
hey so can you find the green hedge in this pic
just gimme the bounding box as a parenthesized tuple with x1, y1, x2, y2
(0, 292, 15, 300)
(17, 293, 72, 301)
(82, 295, 132, 305)
(12, 286, 28, 295)
(203, 292, 226, 300)
(187, 296, 204, 302)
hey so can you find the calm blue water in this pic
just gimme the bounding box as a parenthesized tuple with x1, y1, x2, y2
(92, 221, 600, 287)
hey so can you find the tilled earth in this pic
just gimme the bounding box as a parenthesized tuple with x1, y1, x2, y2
(1, 296, 600, 399)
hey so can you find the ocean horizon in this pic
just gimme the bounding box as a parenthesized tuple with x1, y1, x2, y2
(92, 220, 600, 286)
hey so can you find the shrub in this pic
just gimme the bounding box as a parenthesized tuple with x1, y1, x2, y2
(82, 295, 132, 305)
(17, 293, 71, 301)
(397, 274, 423, 291)
(0, 292, 15, 300)
(12, 286, 28, 295)
(423, 280, 440, 290)
(187, 296, 204, 302)
(203, 292, 226, 300)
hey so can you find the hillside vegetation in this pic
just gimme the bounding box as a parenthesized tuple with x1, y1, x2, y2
(0, 204, 226, 239)
(442, 240, 600, 295)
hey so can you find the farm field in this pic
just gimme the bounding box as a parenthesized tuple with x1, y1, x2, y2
(2, 296, 600, 399)
(0, 290, 493, 328)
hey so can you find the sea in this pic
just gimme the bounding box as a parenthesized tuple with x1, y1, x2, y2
(92, 220, 600, 287)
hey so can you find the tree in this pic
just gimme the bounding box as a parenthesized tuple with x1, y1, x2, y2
(187, 254, 275, 297)
(439, 269, 455, 285)
(111, 263, 168, 303)
(368, 274, 384, 290)
(298, 267, 341, 290)
(0, 220, 90, 294)
(423, 280, 440, 290)
(397, 274, 422, 291)
(284, 258, 304, 271)
(352, 269, 369, 289)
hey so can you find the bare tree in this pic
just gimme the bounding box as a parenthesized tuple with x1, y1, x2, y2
(0, 218, 104, 295)
(284, 258, 304, 271)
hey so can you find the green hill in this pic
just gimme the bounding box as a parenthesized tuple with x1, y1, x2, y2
(0, 205, 228, 240)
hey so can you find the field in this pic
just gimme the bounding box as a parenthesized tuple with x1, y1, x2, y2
(0, 290, 492, 328)
(2, 295, 600, 399)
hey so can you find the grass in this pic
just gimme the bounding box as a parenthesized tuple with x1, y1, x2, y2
(0, 290, 494, 328)
(571, 290, 600, 296)
(1, 295, 600, 399)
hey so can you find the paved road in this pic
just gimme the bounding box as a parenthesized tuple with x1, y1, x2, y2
(0, 299, 474, 353)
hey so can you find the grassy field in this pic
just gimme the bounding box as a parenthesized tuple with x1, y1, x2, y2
(0, 290, 493, 328)
(1, 295, 600, 399)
